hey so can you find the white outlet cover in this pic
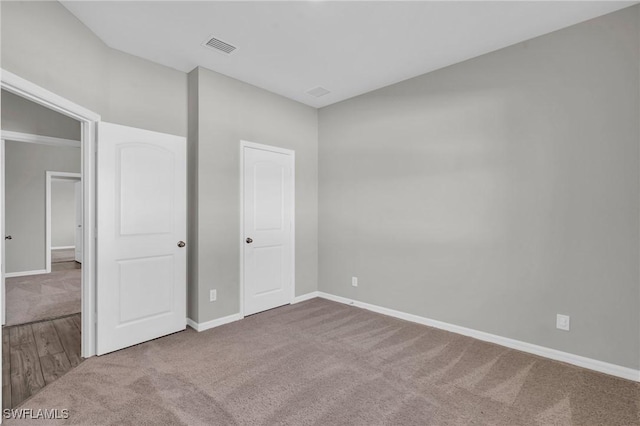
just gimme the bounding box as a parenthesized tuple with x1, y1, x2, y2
(351, 277, 358, 287)
(556, 314, 570, 331)
(210, 289, 217, 302)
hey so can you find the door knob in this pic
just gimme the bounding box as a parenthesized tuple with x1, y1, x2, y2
(177, 241, 186, 248)
(246, 238, 253, 244)
(5, 235, 12, 240)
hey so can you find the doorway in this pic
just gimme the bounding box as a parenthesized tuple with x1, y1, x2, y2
(3, 155, 82, 328)
(0, 70, 98, 411)
(241, 141, 295, 317)
(0, 92, 85, 409)
(46, 171, 82, 272)
(0, 70, 188, 412)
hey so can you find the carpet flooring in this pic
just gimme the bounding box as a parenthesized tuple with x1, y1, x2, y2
(6, 298, 640, 425)
(5, 263, 81, 326)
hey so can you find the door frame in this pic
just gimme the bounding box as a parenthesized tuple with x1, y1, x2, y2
(45, 171, 82, 273)
(1, 139, 4, 326)
(239, 140, 295, 317)
(1, 69, 100, 359)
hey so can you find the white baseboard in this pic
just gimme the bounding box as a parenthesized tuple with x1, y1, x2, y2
(5, 269, 48, 278)
(188, 293, 318, 332)
(293, 291, 319, 304)
(315, 292, 640, 382)
(52, 246, 75, 250)
(186, 313, 243, 332)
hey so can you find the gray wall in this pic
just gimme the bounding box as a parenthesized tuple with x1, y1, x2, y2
(318, 6, 640, 369)
(51, 180, 78, 248)
(187, 69, 200, 322)
(189, 67, 318, 323)
(0, 1, 187, 137)
(1, 90, 81, 140)
(1, 88, 82, 272)
(5, 142, 80, 273)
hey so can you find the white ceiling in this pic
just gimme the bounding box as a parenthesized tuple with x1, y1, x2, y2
(61, 1, 636, 108)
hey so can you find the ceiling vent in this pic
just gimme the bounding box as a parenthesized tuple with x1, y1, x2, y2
(306, 86, 331, 98)
(202, 36, 237, 54)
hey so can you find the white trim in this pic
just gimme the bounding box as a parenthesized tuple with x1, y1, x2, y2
(2, 68, 100, 359)
(186, 313, 243, 332)
(186, 318, 198, 330)
(315, 292, 640, 382)
(46, 172, 81, 274)
(1, 70, 100, 122)
(293, 291, 319, 304)
(1, 139, 4, 326)
(239, 140, 296, 318)
(241, 140, 295, 156)
(1, 131, 80, 149)
(48, 172, 81, 179)
(5, 269, 48, 278)
(52, 246, 75, 250)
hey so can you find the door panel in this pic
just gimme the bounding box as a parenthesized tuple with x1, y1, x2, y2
(254, 164, 285, 230)
(243, 144, 294, 316)
(252, 245, 284, 295)
(118, 255, 173, 324)
(97, 122, 186, 355)
(119, 145, 174, 235)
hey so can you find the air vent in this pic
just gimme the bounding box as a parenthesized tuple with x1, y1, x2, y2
(306, 86, 331, 98)
(202, 36, 237, 54)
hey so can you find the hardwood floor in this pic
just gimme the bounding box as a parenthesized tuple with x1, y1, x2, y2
(2, 314, 82, 409)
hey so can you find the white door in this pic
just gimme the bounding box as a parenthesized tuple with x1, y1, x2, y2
(242, 142, 294, 316)
(74, 180, 82, 263)
(97, 122, 187, 355)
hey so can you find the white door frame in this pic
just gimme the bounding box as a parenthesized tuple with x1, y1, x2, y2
(1, 69, 100, 359)
(239, 140, 295, 317)
(1, 139, 4, 326)
(45, 171, 82, 273)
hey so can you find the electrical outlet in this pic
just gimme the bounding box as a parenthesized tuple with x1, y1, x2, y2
(556, 314, 570, 331)
(210, 289, 217, 302)
(352, 277, 358, 287)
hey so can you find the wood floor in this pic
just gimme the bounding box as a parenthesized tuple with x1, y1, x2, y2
(2, 314, 82, 409)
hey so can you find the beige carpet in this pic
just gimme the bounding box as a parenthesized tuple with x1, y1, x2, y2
(7, 298, 640, 425)
(5, 262, 81, 326)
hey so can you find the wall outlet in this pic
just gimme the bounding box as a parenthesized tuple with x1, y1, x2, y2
(210, 289, 217, 302)
(352, 276, 358, 287)
(556, 314, 570, 331)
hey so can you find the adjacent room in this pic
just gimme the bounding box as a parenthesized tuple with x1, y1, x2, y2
(1, 1, 639, 425)
(1, 89, 83, 409)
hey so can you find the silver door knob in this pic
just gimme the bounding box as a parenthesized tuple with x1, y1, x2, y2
(246, 238, 253, 244)
(177, 241, 186, 248)
(5, 235, 12, 240)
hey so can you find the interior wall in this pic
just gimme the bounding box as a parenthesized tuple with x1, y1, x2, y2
(187, 69, 200, 322)
(189, 67, 318, 323)
(5, 142, 81, 273)
(0, 1, 187, 137)
(1, 90, 81, 140)
(51, 180, 77, 248)
(318, 6, 640, 370)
